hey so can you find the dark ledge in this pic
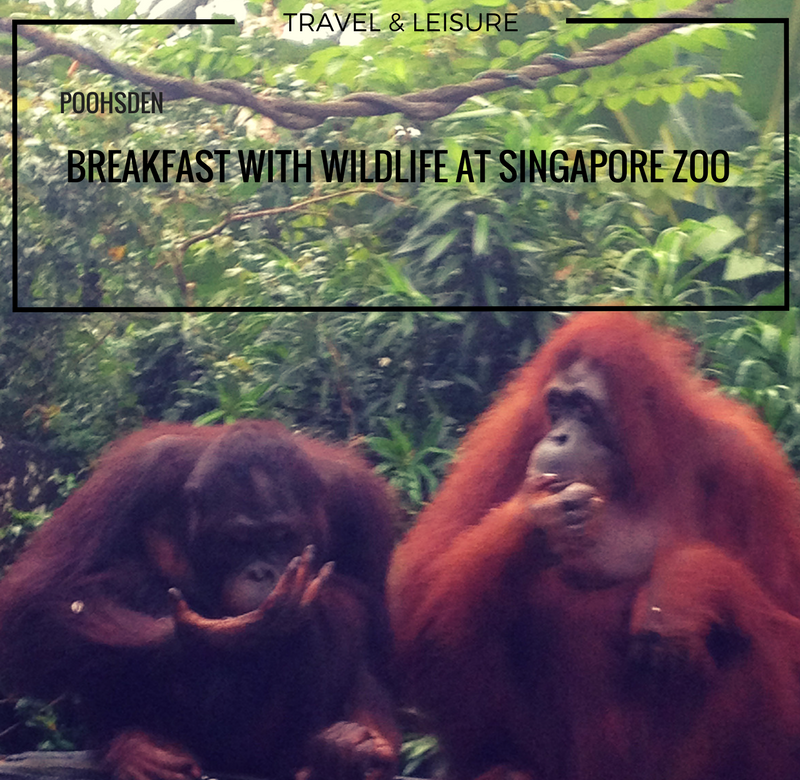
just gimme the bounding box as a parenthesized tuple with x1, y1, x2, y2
(0, 752, 258, 780)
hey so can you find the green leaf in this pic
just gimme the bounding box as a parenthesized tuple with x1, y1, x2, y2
(635, 88, 659, 105)
(658, 84, 684, 104)
(723, 250, 784, 281)
(685, 215, 743, 259)
(583, 78, 611, 98)
(552, 83, 581, 104)
(472, 214, 490, 256)
(280, 0, 307, 13)
(423, 230, 459, 263)
(698, 25, 729, 49)
(687, 81, 710, 99)
(605, 92, 631, 110)
(497, 39, 518, 56)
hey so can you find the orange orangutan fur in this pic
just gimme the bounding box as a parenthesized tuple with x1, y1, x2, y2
(389, 311, 800, 780)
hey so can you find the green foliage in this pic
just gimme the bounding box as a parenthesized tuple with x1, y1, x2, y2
(0, 510, 51, 569)
(611, 215, 777, 306)
(9, 698, 82, 751)
(368, 418, 453, 509)
(4, 0, 788, 307)
(695, 310, 800, 465)
(400, 733, 442, 777)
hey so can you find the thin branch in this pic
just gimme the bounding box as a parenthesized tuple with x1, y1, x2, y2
(176, 188, 402, 252)
(165, 187, 403, 304)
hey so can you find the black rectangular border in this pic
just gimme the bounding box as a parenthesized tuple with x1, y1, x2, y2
(11, 15, 789, 313)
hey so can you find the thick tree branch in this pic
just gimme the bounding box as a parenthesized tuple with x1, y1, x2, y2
(4, 0, 734, 129)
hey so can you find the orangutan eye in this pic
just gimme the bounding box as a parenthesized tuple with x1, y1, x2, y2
(575, 395, 595, 423)
(546, 391, 564, 422)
